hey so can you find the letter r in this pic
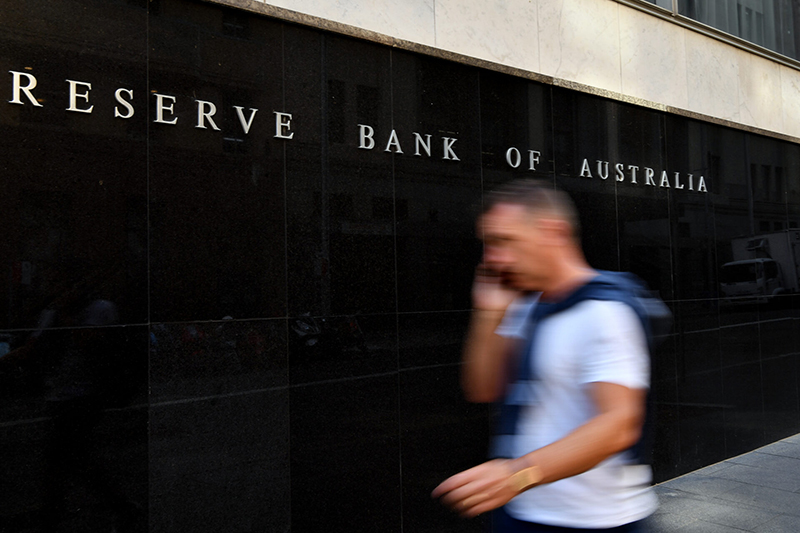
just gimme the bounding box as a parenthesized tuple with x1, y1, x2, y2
(9, 71, 43, 107)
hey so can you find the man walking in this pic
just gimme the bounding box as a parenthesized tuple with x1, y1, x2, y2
(433, 180, 664, 531)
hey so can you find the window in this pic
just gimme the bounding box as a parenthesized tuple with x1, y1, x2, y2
(775, 167, 784, 201)
(356, 85, 379, 124)
(222, 10, 249, 39)
(764, 260, 779, 279)
(327, 79, 346, 144)
(720, 262, 757, 283)
(643, 0, 800, 61)
(330, 193, 354, 218)
(650, 0, 672, 9)
(371, 197, 393, 220)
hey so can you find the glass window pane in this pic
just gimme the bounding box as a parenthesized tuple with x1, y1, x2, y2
(644, 0, 675, 9)
(678, 0, 800, 60)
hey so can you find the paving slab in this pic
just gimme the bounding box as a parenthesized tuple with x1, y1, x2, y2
(758, 440, 800, 460)
(650, 434, 800, 533)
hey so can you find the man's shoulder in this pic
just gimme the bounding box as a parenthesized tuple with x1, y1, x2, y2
(557, 298, 641, 323)
(575, 271, 672, 342)
(541, 300, 648, 354)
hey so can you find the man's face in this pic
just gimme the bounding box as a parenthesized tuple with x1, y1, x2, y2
(479, 202, 551, 291)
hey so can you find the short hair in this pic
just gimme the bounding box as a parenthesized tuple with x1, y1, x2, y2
(483, 179, 581, 239)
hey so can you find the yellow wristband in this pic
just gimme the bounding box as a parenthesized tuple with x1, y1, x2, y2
(507, 465, 544, 493)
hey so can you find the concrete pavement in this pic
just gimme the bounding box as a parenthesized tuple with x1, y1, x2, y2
(650, 434, 800, 532)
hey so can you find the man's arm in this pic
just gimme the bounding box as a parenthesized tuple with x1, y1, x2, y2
(460, 266, 520, 403)
(461, 309, 516, 403)
(432, 382, 646, 517)
(518, 382, 645, 481)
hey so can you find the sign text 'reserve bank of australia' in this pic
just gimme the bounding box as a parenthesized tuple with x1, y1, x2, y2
(6, 70, 708, 193)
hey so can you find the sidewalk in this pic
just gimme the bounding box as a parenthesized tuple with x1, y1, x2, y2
(650, 434, 800, 532)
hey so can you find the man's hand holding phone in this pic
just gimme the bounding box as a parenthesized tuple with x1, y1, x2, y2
(472, 264, 519, 314)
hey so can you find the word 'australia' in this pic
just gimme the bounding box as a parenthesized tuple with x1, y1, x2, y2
(357, 124, 459, 161)
(579, 158, 707, 193)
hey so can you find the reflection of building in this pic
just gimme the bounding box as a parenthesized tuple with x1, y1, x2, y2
(680, 0, 800, 57)
(2, 0, 800, 531)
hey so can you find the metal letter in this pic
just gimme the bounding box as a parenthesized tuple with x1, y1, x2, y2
(644, 167, 656, 186)
(233, 106, 258, 134)
(413, 133, 431, 157)
(9, 71, 42, 106)
(596, 160, 609, 180)
(274, 111, 294, 139)
(528, 150, 540, 171)
(358, 124, 375, 149)
(114, 88, 134, 119)
(615, 163, 625, 182)
(580, 158, 592, 178)
(66, 79, 93, 113)
(628, 165, 639, 184)
(195, 100, 220, 130)
(506, 147, 521, 168)
(384, 129, 403, 153)
(154, 94, 178, 125)
(442, 137, 459, 161)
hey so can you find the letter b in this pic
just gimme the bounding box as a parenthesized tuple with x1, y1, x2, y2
(358, 124, 375, 150)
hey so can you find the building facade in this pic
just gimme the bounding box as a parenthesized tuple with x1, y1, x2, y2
(1, 0, 799, 531)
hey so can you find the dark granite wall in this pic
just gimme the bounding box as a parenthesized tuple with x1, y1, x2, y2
(1, 0, 799, 531)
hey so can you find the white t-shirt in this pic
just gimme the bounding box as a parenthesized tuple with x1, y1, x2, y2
(497, 296, 658, 528)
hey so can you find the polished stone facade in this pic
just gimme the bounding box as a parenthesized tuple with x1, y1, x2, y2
(244, 0, 800, 140)
(1, 1, 799, 531)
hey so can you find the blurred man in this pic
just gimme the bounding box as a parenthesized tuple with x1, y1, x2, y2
(433, 180, 666, 532)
